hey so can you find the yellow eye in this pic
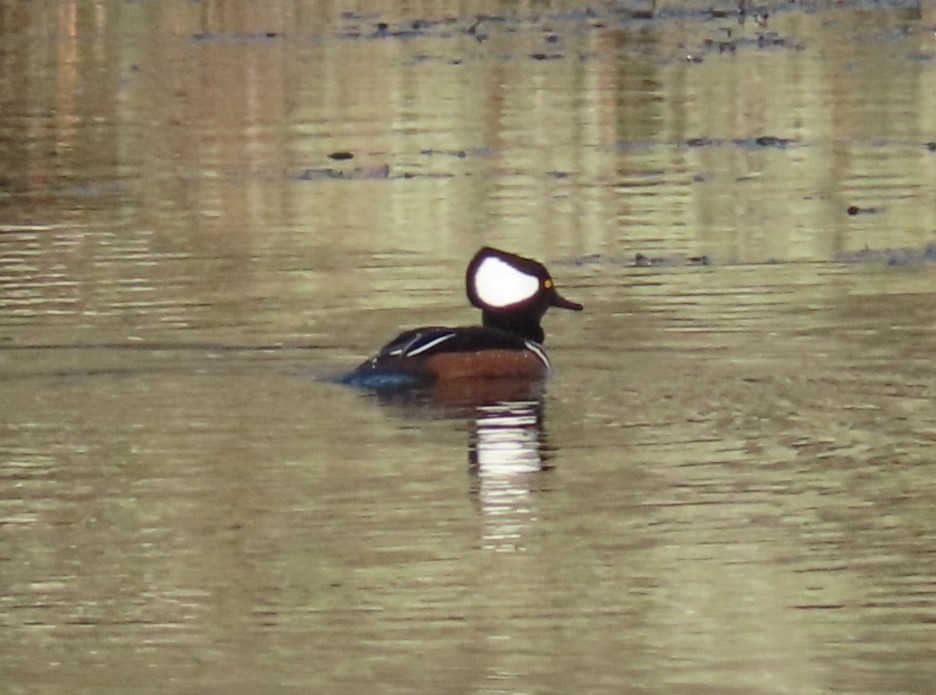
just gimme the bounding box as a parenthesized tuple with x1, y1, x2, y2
(544, 279, 553, 289)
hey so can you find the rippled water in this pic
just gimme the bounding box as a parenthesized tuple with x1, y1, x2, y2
(2, 1, 936, 692)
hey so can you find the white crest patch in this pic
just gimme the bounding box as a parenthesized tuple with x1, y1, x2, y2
(473, 256, 540, 308)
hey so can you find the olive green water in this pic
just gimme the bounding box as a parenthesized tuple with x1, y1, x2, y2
(2, 1, 936, 693)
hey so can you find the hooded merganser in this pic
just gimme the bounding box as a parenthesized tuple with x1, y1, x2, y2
(342, 247, 583, 387)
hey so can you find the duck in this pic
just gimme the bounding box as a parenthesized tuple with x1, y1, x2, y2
(342, 246, 582, 387)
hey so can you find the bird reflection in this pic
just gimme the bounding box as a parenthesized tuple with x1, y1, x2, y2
(468, 399, 551, 552)
(363, 379, 552, 553)
(468, 400, 549, 475)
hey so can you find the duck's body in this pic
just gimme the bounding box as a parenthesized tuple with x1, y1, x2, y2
(343, 247, 581, 387)
(352, 324, 552, 382)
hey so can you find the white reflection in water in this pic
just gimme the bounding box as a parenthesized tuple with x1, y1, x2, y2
(468, 400, 550, 552)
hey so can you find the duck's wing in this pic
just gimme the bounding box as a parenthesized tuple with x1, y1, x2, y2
(375, 327, 458, 358)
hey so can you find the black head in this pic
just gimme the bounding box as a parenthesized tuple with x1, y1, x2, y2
(465, 247, 582, 343)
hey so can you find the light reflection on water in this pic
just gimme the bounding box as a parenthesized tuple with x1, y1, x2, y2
(469, 400, 549, 553)
(2, 0, 936, 693)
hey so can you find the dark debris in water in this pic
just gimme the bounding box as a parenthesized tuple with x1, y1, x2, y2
(399, 172, 458, 179)
(560, 243, 936, 269)
(187, 0, 920, 72)
(557, 253, 712, 268)
(636, 253, 711, 267)
(685, 136, 794, 148)
(419, 147, 496, 158)
(337, 14, 483, 42)
(290, 132, 807, 184)
(835, 244, 936, 266)
(759, 135, 787, 147)
(321, 3, 819, 70)
(294, 165, 389, 181)
(294, 164, 458, 181)
(192, 31, 284, 43)
(686, 137, 719, 147)
(846, 205, 881, 216)
(330, 3, 812, 60)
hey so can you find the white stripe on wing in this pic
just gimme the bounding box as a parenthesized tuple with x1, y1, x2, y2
(404, 332, 456, 357)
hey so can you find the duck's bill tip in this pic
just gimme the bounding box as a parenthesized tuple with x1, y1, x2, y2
(552, 293, 583, 311)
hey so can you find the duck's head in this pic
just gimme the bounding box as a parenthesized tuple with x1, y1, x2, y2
(465, 246, 582, 343)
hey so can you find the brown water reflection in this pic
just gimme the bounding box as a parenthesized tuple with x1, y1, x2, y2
(3, 0, 936, 693)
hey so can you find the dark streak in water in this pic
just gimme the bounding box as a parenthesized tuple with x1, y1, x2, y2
(419, 147, 496, 158)
(846, 205, 881, 216)
(834, 244, 936, 266)
(192, 31, 284, 43)
(558, 242, 936, 268)
(191, 0, 925, 57)
(685, 136, 794, 148)
(293, 165, 390, 180)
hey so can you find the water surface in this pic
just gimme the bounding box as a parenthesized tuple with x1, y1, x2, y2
(2, 1, 936, 693)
